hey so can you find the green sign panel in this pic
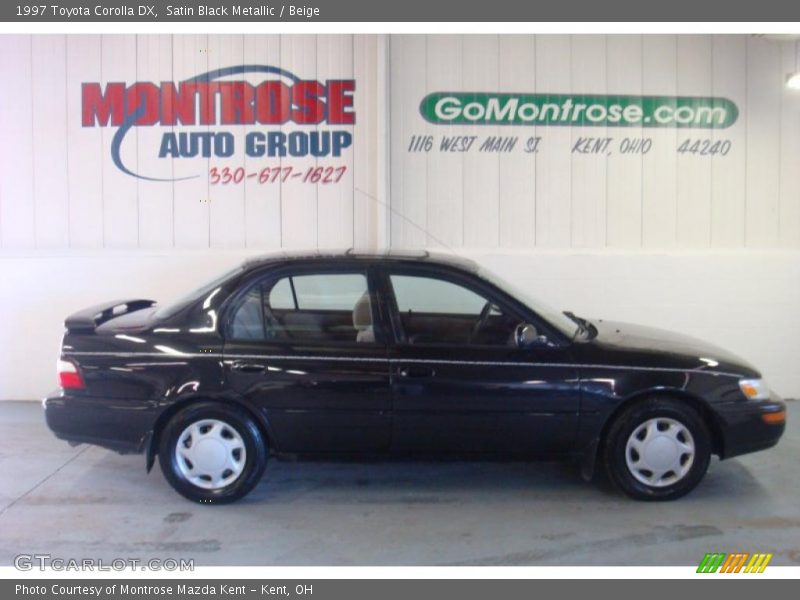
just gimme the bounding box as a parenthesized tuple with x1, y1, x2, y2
(420, 93, 738, 128)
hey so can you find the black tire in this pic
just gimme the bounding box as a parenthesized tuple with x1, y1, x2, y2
(158, 402, 267, 504)
(603, 397, 711, 501)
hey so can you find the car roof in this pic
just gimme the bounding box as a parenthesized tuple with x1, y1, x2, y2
(242, 248, 478, 272)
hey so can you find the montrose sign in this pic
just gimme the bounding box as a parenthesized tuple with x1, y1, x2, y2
(82, 64, 355, 181)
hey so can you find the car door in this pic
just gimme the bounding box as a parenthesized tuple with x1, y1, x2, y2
(222, 263, 392, 455)
(379, 265, 580, 457)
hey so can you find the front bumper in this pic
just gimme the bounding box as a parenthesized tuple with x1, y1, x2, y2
(43, 390, 158, 454)
(714, 394, 786, 459)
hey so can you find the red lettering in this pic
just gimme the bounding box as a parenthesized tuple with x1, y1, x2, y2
(291, 81, 325, 124)
(161, 82, 198, 126)
(82, 82, 125, 126)
(81, 76, 356, 127)
(255, 81, 290, 124)
(126, 82, 160, 126)
(327, 80, 355, 124)
(196, 83, 215, 125)
(218, 82, 255, 125)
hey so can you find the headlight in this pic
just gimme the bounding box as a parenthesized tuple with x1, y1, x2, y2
(739, 378, 770, 401)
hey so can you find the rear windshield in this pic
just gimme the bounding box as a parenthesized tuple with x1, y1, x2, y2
(154, 266, 243, 320)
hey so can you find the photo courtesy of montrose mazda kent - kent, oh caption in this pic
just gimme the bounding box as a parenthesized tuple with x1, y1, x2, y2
(43, 250, 786, 503)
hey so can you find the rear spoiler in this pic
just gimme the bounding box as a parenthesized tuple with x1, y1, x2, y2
(65, 299, 156, 332)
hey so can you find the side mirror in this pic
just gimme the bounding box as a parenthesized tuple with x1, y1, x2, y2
(515, 323, 547, 348)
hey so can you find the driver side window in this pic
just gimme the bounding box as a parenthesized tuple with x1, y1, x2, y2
(389, 274, 519, 347)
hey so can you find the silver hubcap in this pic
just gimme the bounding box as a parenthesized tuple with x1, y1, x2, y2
(625, 417, 695, 488)
(175, 419, 247, 490)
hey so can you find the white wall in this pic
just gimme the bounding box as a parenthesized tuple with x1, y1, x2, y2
(389, 34, 800, 249)
(0, 34, 385, 251)
(1, 33, 800, 401)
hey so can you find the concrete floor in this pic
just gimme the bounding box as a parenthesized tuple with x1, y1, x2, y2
(0, 400, 798, 566)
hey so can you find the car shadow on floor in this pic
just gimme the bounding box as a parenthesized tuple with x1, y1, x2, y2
(194, 455, 769, 506)
(45, 444, 773, 508)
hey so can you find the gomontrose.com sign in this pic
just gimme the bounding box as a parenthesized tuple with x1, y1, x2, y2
(421, 93, 738, 128)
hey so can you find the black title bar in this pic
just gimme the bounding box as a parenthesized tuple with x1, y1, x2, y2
(2, 0, 800, 22)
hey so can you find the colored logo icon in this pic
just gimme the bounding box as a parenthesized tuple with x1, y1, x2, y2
(697, 552, 773, 573)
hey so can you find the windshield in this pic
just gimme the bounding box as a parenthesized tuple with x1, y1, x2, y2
(154, 266, 243, 320)
(476, 267, 579, 338)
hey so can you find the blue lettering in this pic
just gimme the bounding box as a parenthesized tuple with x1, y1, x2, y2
(157, 131, 235, 158)
(242, 130, 353, 158)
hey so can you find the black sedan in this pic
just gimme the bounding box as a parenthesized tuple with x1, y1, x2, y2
(44, 250, 786, 503)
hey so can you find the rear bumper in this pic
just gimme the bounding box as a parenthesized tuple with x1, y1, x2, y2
(43, 390, 158, 454)
(714, 395, 786, 459)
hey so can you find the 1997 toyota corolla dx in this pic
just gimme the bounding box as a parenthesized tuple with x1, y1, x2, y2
(44, 250, 786, 503)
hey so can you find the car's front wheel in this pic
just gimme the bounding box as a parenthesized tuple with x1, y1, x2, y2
(158, 402, 267, 504)
(604, 397, 712, 501)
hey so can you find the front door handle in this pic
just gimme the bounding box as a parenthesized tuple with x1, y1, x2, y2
(397, 365, 436, 378)
(230, 361, 266, 374)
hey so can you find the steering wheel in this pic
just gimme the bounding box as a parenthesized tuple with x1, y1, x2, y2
(469, 301, 493, 344)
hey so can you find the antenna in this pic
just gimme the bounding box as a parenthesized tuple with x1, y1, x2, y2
(353, 187, 458, 255)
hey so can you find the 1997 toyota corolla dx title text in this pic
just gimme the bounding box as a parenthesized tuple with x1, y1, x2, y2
(44, 250, 786, 503)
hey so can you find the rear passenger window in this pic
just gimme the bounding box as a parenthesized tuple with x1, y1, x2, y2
(268, 278, 294, 310)
(292, 274, 369, 311)
(229, 286, 265, 341)
(229, 272, 376, 344)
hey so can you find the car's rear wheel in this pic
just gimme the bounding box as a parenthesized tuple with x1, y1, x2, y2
(604, 397, 711, 501)
(158, 402, 267, 504)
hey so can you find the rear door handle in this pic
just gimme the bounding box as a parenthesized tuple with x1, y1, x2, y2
(397, 365, 436, 378)
(231, 361, 266, 374)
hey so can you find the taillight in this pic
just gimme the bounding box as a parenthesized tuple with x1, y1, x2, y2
(58, 359, 85, 389)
